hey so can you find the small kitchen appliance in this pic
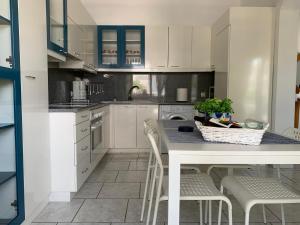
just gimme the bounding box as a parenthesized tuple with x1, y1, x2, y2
(176, 88, 188, 102)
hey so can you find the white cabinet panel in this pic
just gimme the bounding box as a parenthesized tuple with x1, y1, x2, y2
(168, 26, 192, 68)
(191, 27, 211, 69)
(114, 105, 137, 148)
(145, 26, 168, 68)
(136, 105, 158, 148)
(103, 106, 111, 149)
(68, 17, 83, 60)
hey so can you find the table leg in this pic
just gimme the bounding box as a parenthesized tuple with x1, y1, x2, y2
(168, 153, 181, 225)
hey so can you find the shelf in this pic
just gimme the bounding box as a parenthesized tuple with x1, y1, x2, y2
(0, 123, 14, 129)
(102, 40, 117, 43)
(126, 40, 140, 42)
(126, 54, 141, 57)
(0, 15, 11, 25)
(0, 172, 16, 186)
(102, 54, 117, 57)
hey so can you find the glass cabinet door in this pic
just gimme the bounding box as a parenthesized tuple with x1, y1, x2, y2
(47, 0, 67, 54)
(99, 27, 120, 67)
(0, 79, 18, 225)
(124, 27, 144, 67)
(0, 0, 13, 68)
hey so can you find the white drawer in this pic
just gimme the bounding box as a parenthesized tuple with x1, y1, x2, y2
(75, 135, 90, 165)
(75, 120, 90, 142)
(76, 110, 90, 124)
(76, 154, 91, 190)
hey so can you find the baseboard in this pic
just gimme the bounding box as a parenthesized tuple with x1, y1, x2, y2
(108, 148, 150, 154)
(21, 196, 49, 225)
(49, 192, 74, 202)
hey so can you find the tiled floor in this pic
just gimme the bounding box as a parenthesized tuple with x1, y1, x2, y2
(33, 153, 300, 225)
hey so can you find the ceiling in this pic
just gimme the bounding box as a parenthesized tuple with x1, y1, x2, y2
(80, 0, 279, 26)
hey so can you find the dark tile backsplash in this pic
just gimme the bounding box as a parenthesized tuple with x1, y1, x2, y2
(48, 69, 214, 104)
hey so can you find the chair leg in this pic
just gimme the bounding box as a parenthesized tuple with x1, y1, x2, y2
(152, 174, 163, 225)
(245, 208, 250, 225)
(199, 200, 203, 225)
(280, 204, 286, 225)
(218, 186, 224, 225)
(141, 152, 153, 221)
(148, 161, 156, 200)
(146, 162, 157, 225)
(227, 201, 233, 225)
(262, 205, 267, 224)
(209, 199, 212, 225)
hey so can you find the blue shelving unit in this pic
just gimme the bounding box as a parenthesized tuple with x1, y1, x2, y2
(0, 1, 25, 225)
(98, 25, 145, 68)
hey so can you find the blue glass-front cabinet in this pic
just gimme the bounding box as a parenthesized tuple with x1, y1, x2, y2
(98, 26, 145, 68)
(0, 1, 25, 225)
(46, 0, 68, 55)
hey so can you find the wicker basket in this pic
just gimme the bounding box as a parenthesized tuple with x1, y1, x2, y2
(195, 121, 269, 145)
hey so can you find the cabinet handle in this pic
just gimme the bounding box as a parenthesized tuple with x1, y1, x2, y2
(171, 65, 180, 68)
(81, 146, 89, 151)
(81, 168, 89, 174)
(156, 65, 165, 68)
(25, 75, 36, 79)
(81, 128, 88, 133)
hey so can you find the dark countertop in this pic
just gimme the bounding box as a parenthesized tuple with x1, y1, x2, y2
(49, 100, 195, 113)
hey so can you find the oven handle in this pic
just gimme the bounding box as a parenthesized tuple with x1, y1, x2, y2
(91, 120, 103, 131)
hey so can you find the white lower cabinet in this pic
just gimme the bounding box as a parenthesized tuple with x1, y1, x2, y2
(114, 105, 137, 148)
(49, 109, 95, 202)
(113, 105, 158, 150)
(137, 105, 159, 148)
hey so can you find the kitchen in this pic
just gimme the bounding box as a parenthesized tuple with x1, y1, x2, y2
(1, 1, 300, 225)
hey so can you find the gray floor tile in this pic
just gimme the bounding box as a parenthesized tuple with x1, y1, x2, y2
(33, 199, 84, 223)
(267, 204, 300, 223)
(129, 161, 148, 171)
(74, 183, 103, 199)
(116, 171, 147, 183)
(31, 223, 58, 225)
(59, 223, 110, 225)
(140, 183, 146, 199)
(111, 154, 139, 162)
(98, 183, 140, 199)
(101, 161, 130, 171)
(87, 170, 118, 183)
(73, 199, 128, 222)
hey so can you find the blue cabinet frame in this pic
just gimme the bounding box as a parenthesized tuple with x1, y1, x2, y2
(98, 25, 145, 68)
(46, 0, 68, 55)
(0, 1, 25, 225)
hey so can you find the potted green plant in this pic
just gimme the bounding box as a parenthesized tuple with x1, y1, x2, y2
(194, 98, 234, 120)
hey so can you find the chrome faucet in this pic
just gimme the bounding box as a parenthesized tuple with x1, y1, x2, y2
(128, 85, 140, 101)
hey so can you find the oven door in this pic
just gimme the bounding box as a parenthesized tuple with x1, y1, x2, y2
(91, 117, 104, 164)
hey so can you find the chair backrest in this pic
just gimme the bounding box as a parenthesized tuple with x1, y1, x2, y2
(147, 131, 164, 175)
(144, 118, 159, 144)
(283, 127, 300, 141)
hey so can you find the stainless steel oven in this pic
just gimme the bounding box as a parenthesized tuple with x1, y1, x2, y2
(90, 109, 104, 164)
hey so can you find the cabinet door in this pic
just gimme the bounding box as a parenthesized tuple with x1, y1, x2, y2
(46, 0, 67, 54)
(98, 26, 121, 68)
(136, 105, 158, 148)
(67, 17, 83, 60)
(168, 26, 192, 68)
(123, 26, 145, 68)
(191, 27, 211, 69)
(145, 26, 168, 68)
(82, 25, 97, 68)
(103, 106, 110, 149)
(214, 26, 230, 99)
(114, 105, 137, 148)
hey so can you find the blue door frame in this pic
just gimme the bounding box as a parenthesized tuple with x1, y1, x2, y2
(0, 1, 25, 225)
(98, 25, 145, 68)
(46, 0, 68, 55)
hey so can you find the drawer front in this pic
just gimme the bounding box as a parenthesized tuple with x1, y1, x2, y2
(76, 120, 90, 142)
(76, 110, 90, 124)
(76, 154, 91, 190)
(75, 135, 91, 165)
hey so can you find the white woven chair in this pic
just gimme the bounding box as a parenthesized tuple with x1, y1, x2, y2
(145, 127, 233, 225)
(218, 175, 300, 225)
(140, 119, 201, 222)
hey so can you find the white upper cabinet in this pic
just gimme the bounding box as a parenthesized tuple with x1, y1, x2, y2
(168, 26, 192, 68)
(191, 27, 211, 69)
(145, 26, 168, 69)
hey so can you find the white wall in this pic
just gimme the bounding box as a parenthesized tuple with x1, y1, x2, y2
(18, 1, 51, 224)
(272, 7, 299, 133)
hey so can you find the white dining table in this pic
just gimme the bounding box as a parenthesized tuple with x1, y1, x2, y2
(157, 120, 300, 225)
